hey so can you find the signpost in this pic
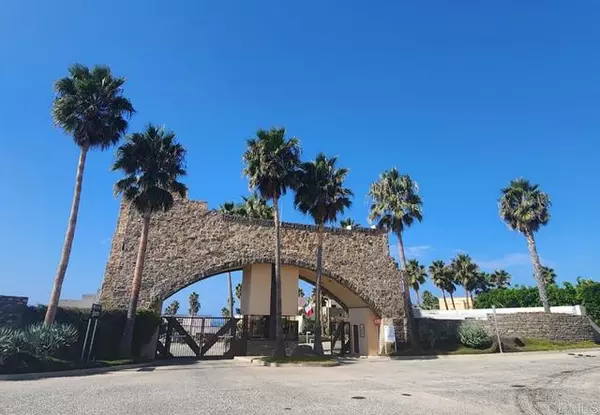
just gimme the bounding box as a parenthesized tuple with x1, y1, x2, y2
(81, 303, 102, 361)
(492, 305, 503, 354)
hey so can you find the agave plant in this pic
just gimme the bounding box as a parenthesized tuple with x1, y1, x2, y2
(23, 323, 79, 358)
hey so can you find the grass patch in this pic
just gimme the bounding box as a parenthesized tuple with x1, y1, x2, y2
(517, 339, 600, 352)
(261, 355, 338, 365)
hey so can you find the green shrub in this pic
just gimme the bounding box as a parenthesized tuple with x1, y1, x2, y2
(23, 323, 79, 358)
(458, 323, 491, 349)
(579, 282, 600, 325)
(19, 306, 161, 360)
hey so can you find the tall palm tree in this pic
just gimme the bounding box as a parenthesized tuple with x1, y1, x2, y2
(368, 168, 423, 344)
(112, 124, 187, 356)
(490, 270, 511, 289)
(499, 178, 552, 312)
(45, 64, 134, 325)
(540, 266, 557, 286)
(451, 254, 479, 309)
(188, 292, 200, 316)
(429, 260, 449, 310)
(243, 128, 301, 357)
(406, 259, 427, 306)
(340, 218, 358, 229)
(293, 153, 353, 355)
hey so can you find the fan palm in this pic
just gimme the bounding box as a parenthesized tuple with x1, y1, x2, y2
(406, 259, 427, 306)
(112, 124, 187, 356)
(243, 127, 301, 357)
(429, 260, 450, 310)
(188, 292, 200, 316)
(293, 153, 353, 355)
(540, 266, 557, 286)
(451, 254, 479, 309)
(499, 178, 552, 312)
(490, 270, 511, 289)
(340, 218, 358, 229)
(164, 300, 180, 316)
(368, 168, 422, 344)
(45, 64, 134, 325)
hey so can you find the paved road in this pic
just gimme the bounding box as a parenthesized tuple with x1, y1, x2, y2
(1, 350, 599, 415)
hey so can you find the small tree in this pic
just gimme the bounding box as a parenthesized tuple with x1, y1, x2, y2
(113, 124, 187, 357)
(221, 307, 231, 318)
(421, 291, 440, 310)
(339, 218, 358, 229)
(540, 266, 557, 286)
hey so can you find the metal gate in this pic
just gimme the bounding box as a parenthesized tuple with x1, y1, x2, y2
(330, 321, 351, 356)
(156, 316, 239, 360)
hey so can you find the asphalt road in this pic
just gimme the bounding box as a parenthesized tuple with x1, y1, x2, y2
(1, 350, 599, 415)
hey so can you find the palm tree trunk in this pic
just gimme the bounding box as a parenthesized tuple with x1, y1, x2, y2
(313, 225, 325, 355)
(525, 231, 551, 313)
(464, 287, 470, 309)
(119, 211, 151, 357)
(272, 195, 286, 357)
(415, 288, 421, 307)
(441, 290, 449, 310)
(469, 291, 474, 309)
(450, 292, 456, 310)
(45, 146, 88, 325)
(396, 232, 418, 348)
(227, 272, 234, 319)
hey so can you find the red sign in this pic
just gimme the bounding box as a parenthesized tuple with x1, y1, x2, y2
(374, 318, 381, 325)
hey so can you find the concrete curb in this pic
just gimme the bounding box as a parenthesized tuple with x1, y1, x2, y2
(382, 347, 600, 361)
(0, 359, 195, 381)
(235, 356, 340, 367)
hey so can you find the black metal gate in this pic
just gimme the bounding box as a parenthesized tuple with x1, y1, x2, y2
(156, 316, 240, 360)
(330, 321, 351, 356)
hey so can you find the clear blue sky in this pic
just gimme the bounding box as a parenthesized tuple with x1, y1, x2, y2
(1, 1, 599, 315)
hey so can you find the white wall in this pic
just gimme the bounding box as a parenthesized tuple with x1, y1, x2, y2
(348, 307, 378, 356)
(416, 305, 585, 321)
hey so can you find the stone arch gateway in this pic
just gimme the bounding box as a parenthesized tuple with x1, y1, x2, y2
(99, 198, 407, 346)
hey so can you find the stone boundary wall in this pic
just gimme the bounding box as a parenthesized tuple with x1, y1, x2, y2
(0, 295, 28, 328)
(483, 312, 598, 342)
(417, 312, 599, 343)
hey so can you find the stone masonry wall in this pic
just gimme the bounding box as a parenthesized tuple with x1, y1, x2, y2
(100, 198, 406, 341)
(0, 295, 28, 328)
(417, 312, 599, 343)
(483, 312, 598, 342)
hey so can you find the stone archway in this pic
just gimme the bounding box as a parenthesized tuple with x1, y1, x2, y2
(99, 198, 406, 345)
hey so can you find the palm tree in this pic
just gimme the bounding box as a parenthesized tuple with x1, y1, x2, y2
(164, 300, 180, 316)
(243, 127, 301, 357)
(499, 178, 552, 312)
(429, 260, 449, 310)
(221, 307, 231, 318)
(368, 168, 423, 344)
(406, 259, 427, 306)
(218, 193, 274, 219)
(340, 218, 358, 229)
(443, 267, 458, 310)
(490, 270, 511, 289)
(540, 266, 557, 286)
(45, 64, 134, 325)
(293, 153, 353, 355)
(451, 254, 479, 309)
(112, 124, 187, 356)
(298, 288, 305, 298)
(188, 292, 200, 316)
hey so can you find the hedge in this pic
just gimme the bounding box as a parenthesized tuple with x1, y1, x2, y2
(474, 280, 600, 325)
(22, 306, 161, 360)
